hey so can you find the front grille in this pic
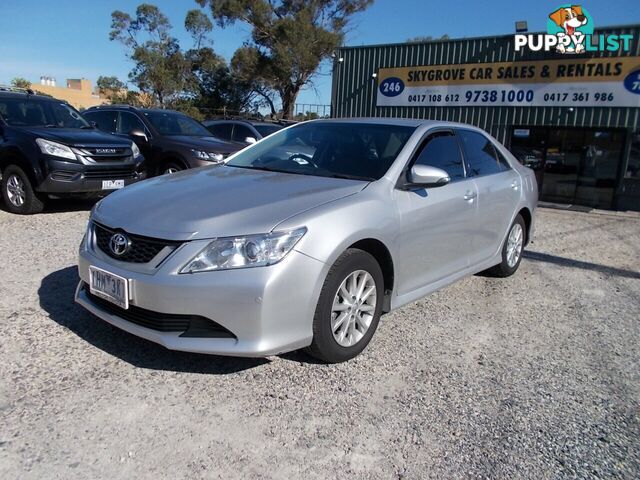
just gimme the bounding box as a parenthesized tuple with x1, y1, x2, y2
(80, 147, 132, 163)
(83, 285, 235, 338)
(84, 168, 137, 180)
(93, 222, 181, 263)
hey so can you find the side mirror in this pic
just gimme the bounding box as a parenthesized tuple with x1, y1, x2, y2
(244, 136, 257, 145)
(406, 164, 450, 188)
(129, 129, 148, 143)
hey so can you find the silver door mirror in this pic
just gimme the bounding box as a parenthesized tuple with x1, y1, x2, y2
(244, 136, 257, 145)
(407, 164, 450, 188)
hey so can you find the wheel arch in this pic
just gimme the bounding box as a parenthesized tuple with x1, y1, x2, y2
(348, 238, 395, 313)
(0, 149, 39, 185)
(517, 207, 532, 245)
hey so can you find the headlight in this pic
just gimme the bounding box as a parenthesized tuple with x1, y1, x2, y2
(131, 141, 141, 157)
(180, 227, 307, 273)
(36, 138, 76, 160)
(191, 149, 224, 163)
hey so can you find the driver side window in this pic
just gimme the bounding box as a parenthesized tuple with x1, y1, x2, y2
(413, 132, 466, 181)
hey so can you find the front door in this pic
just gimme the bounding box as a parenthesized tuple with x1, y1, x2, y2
(395, 131, 476, 295)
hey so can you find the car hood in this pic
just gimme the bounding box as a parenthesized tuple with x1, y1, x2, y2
(17, 127, 131, 147)
(166, 135, 240, 154)
(93, 165, 367, 240)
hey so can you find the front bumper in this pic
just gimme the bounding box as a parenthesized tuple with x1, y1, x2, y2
(37, 156, 146, 194)
(75, 241, 327, 357)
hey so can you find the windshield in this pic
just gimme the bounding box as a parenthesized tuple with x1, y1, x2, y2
(144, 111, 212, 136)
(226, 122, 415, 181)
(0, 98, 90, 128)
(254, 124, 282, 137)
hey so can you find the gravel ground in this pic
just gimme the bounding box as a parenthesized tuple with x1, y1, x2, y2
(0, 202, 638, 479)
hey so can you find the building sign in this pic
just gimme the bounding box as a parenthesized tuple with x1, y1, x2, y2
(514, 4, 634, 55)
(376, 57, 640, 108)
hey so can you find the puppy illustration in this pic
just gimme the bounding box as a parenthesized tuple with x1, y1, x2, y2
(549, 5, 588, 53)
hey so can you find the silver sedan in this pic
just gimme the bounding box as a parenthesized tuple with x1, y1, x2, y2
(76, 119, 537, 363)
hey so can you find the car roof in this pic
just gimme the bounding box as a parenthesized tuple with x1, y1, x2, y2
(0, 91, 59, 102)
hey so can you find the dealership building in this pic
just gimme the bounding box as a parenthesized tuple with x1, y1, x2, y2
(331, 24, 640, 211)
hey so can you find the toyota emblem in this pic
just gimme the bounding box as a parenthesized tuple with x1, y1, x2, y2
(109, 233, 130, 256)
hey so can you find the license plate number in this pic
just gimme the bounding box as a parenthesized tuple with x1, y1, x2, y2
(89, 266, 129, 309)
(102, 180, 125, 190)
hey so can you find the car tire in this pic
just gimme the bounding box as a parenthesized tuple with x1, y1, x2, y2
(1, 165, 45, 215)
(486, 214, 526, 278)
(306, 248, 384, 363)
(163, 162, 183, 175)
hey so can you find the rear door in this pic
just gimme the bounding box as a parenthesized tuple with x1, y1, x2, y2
(84, 110, 117, 134)
(396, 130, 477, 294)
(456, 129, 520, 266)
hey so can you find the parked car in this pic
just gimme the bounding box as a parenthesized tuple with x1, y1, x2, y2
(84, 106, 240, 176)
(202, 119, 284, 146)
(76, 119, 537, 363)
(0, 89, 145, 214)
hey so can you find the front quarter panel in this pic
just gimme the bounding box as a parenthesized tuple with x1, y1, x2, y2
(275, 179, 401, 291)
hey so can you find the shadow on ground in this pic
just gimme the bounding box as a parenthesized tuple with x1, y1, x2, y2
(523, 250, 640, 280)
(38, 266, 269, 374)
(0, 197, 99, 214)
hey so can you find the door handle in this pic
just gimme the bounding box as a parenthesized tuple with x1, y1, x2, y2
(463, 191, 477, 201)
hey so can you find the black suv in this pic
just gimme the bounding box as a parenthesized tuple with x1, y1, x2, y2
(0, 90, 145, 214)
(202, 119, 284, 147)
(84, 106, 241, 176)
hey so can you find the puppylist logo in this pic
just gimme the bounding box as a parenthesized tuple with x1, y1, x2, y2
(515, 5, 634, 54)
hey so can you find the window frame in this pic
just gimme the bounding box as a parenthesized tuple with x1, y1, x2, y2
(396, 128, 468, 189)
(455, 127, 510, 178)
(116, 111, 149, 137)
(84, 109, 118, 133)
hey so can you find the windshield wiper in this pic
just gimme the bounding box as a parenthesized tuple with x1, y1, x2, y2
(43, 124, 61, 128)
(80, 125, 94, 129)
(326, 173, 373, 182)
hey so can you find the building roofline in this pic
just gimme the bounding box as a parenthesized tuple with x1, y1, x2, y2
(339, 23, 640, 51)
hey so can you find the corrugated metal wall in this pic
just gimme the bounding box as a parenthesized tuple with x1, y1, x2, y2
(332, 25, 640, 145)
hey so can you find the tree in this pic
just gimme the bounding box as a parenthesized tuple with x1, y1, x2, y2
(110, 4, 190, 106)
(407, 34, 450, 43)
(96, 76, 126, 96)
(11, 77, 31, 89)
(185, 9, 213, 49)
(196, 0, 373, 118)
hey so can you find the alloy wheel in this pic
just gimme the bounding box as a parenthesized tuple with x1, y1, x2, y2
(331, 270, 377, 347)
(506, 223, 524, 268)
(6, 174, 26, 207)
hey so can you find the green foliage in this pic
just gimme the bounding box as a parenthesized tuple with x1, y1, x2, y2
(110, 4, 191, 106)
(196, 0, 373, 118)
(185, 9, 213, 48)
(96, 76, 126, 95)
(11, 77, 31, 89)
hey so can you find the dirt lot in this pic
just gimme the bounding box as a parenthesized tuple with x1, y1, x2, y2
(0, 203, 638, 479)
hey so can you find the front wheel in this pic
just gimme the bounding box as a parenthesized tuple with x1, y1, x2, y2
(1, 165, 45, 214)
(163, 162, 184, 175)
(486, 214, 526, 277)
(306, 248, 384, 363)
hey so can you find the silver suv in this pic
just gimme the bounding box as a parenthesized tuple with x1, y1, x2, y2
(76, 119, 537, 363)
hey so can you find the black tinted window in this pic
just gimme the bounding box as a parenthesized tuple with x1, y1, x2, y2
(458, 130, 503, 177)
(414, 133, 465, 180)
(206, 123, 232, 139)
(232, 124, 254, 142)
(0, 98, 89, 128)
(85, 110, 116, 133)
(117, 112, 145, 134)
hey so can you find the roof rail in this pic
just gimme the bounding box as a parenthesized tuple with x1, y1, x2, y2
(0, 84, 35, 95)
(86, 104, 136, 110)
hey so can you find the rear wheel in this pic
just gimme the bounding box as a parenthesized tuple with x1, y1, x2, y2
(486, 214, 525, 277)
(1, 165, 45, 214)
(306, 248, 384, 363)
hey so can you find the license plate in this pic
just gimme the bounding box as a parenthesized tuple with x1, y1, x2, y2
(102, 179, 125, 190)
(89, 266, 129, 309)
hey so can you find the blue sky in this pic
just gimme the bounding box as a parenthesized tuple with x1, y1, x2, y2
(0, 0, 638, 107)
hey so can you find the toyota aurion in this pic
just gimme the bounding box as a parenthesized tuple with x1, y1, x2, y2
(76, 119, 537, 363)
